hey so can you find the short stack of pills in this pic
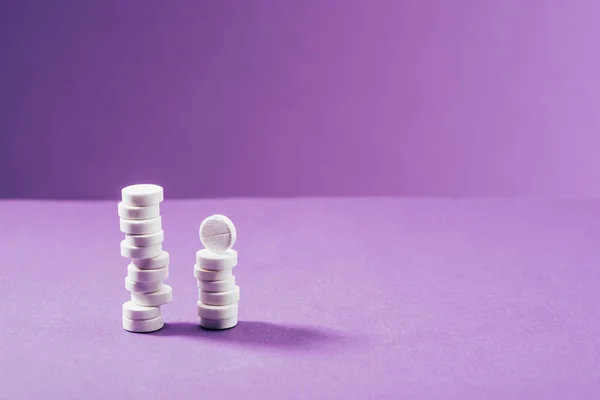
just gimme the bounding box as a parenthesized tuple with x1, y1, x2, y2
(119, 184, 172, 333)
(195, 215, 240, 330)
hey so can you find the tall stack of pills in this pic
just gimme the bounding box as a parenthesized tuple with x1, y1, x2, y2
(195, 214, 240, 330)
(119, 184, 172, 333)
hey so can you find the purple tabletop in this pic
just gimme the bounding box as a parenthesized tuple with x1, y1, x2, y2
(1, 198, 599, 399)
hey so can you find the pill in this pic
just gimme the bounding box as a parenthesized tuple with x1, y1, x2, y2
(199, 214, 237, 253)
(118, 202, 160, 220)
(197, 301, 238, 320)
(131, 284, 172, 306)
(127, 264, 169, 283)
(122, 300, 161, 320)
(196, 249, 237, 271)
(193, 265, 233, 281)
(121, 184, 164, 206)
(125, 278, 164, 293)
(199, 286, 240, 306)
(122, 315, 164, 333)
(197, 275, 236, 292)
(120, 241, 162, 259)
(120, 216, 162, 235)
(131, 251, 170, 270)
(199, 316, 238, 330)
(124, 230, 164, 247)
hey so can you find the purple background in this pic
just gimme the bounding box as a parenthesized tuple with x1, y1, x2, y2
(2, 197, 600, 398)
(3, 3, 600, 397)
(2, 0, 600, 199)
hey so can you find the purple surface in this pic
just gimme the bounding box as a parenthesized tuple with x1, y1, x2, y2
(1, 197, 600, 399)
(2, 1, 600, 199)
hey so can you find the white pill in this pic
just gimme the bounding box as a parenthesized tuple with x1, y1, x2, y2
(197, 276, 236, 292)
(125, 278, 163, 293)
(131, 251, 170, 270)
(118, 202, 160, 220)
(131, 284, 172, 306)
(124, 230, 164, 247)
(120, 216, 162, 235)
(199, 285, 240, 306)
(120, 241, 162, 259)
(196, 249, 237, 271)
(122, 315, 164, 333)
(121, 184, 164, 206)
(193, 265, 233, 281)
(200, 316, 238, 330)
(122, 300, 161, 320)
(127, 264, 169, 283)
(199, 214, 237, 253)
(197, 301, 238, 320)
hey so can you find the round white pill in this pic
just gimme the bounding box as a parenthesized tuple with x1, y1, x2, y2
(131, 284, 172, 307)
(120, 216, 162, 235)
(118, 202, 160, 220)
(122, 315, 164, 333)
(131, 251, 170, 270)
(199, 285, 240, 306)
(199, 214, 237, 253)
(122, 301, 161, 320)
(196, 249, 237, 271)
(120, 241, 162, 260)
(124, 230, 164, 247)
(127, 264, 169, 283)
(193, 265, 233, 281)
(197, 301, 238, 320)
(200, 316, 238, 330)
(197, 276, 236, 292)
(125, 278, 164, 293)
(121, 184, 164, 206)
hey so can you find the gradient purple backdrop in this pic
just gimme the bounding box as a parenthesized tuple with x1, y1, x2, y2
(1, 0, 600, 199)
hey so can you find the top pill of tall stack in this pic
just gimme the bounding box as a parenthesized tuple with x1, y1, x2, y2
(122, 184, 164, 206)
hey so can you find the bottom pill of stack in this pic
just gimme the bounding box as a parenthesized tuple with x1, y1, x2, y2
(122, 301, 164, 333)
(199, 317, 238, 330)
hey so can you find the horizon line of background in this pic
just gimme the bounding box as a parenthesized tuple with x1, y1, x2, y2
(2, 1, 600, 200)
(1, 195, 598, 202)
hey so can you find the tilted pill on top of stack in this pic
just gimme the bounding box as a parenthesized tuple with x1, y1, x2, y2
(196, 214, 240, 330)
(199, 214, 237, 254)
(119, 184, 172, 333)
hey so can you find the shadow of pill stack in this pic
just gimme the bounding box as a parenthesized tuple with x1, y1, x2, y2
(118, 184, 172, 333)
(195, 214, 240, 330)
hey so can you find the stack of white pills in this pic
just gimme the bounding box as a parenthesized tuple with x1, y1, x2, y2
(119, 184, 172, 333)
(195, 214, 240, 330)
